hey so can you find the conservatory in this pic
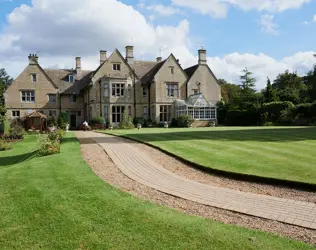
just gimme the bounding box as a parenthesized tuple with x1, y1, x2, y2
(174, 94, 217, 121)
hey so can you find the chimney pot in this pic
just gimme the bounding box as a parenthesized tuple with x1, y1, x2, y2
(125, 45, 134, 64)
(156, 57, 162, 63)
(28, 54, 39, 65)
(100, 50, 107, 65)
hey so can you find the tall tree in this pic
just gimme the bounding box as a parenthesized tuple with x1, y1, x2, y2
(272, 70, 305, 104)
(263, 77, 278, 103)
(0, 68, 13, 123)
(218, 79, 242, 104)
(239, 67, 257, 103)
(302, 55, 316, 102)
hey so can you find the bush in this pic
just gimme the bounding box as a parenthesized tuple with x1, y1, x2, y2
(0, 140, 12, 151)
(90, 116, 105, 126)
(261, 101, 294, 123)
(119, 111, 135, 129)
(38, 134, 60, 157)
(171, 115, 194, 128)
(47, 129, 65, 142)
(278, 109, 295, 125)
(47, 117, 57, 127)
(58, 112, 68, 130)
(133, 117, 144, 126)
(171, 118, 178, 127)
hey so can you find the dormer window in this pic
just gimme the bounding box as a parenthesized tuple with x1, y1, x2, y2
(31, 74, 37, 82)
(113, 63, 121, 71)
(68, 74, 75, 83)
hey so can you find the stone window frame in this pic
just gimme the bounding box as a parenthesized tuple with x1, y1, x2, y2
(160, 105, 171, 122)
(111, 83, 125, 97)
(112, 63, 121, 71)
(12, 110, 20, 117)
(48, 94, 57, 103)
(166, 82, 179, 98)
(31, 73, 37, 82)
(21, 90, 35, 103)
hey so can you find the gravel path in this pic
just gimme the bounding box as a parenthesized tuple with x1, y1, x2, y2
(76, 131, 316, 245)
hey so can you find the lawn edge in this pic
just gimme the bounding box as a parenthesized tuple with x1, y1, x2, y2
(98, 131, 316, 192)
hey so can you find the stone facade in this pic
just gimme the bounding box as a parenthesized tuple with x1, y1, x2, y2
(5, 47, 221, 127)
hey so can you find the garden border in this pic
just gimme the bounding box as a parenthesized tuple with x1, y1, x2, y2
(99, 131, 316, 192)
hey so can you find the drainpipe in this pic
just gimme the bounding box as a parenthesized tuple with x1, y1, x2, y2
(133, 72, 136, 116)
(99, 80, 102, 117)
(148, 81, 151, 120)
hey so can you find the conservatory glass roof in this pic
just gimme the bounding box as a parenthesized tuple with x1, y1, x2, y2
(175, 94, 216, 107)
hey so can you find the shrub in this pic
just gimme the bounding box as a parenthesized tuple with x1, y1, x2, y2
(133, 117, 144, 126)
(278, 109, 295, 125)
(171, 118, 178, 127)
(38, 134, 60, 157)
(47, 129, 65, 142)
(119, 111, 135, 129)
(58, 112, 68, 130)
(90, 116, 105, 126)
(178, 115, 194, 127)
(0, 140, 12, 151)
(47, 117, 57, 127)
(261, 101, 294, 123)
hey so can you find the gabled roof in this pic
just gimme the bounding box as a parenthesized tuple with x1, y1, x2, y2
(184, 64, 199, 78)
(44, 69, 92, 94)
(139, 59, 166, 83)
(132, 60, 157, 79)
(25, 110, 47, 118)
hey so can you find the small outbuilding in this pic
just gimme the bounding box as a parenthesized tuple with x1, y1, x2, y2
(24, 111, 47, 132)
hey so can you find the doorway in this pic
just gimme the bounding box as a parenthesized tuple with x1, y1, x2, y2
(70, 114, 77, 128)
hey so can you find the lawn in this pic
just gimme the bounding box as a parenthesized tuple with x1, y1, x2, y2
(106, 126, 316, 185)
(0, 133, 313, 249)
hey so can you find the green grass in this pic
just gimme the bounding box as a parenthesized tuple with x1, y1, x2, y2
(0, 133, 313, 249)
(105, 126, 316, 185)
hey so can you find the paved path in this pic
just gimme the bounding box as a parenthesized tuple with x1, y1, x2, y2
(81, 131, 316, 230)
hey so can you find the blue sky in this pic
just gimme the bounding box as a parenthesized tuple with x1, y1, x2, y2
(0, 0, 315, 89)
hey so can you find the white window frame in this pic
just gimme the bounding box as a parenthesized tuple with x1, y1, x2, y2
(12, 111, 20, 117)
(21, 90, 35, 103)
(112, 106, 125, 123)
(104, 83, 109, 97)
(68, 75, 75, 83)
(160, 105, 171, 122)
(48, 94, 57, 103)
(112, 63, 121, 71)
(31, 74, 37, 82)
(111, 83, 125, 97)
(166, 83, 179, 98)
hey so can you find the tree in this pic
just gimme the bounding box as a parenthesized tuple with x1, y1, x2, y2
(239, 67, 257, 103)
(272, 70, 305, 104)
(263, 77, 278, 103)
(218, 79, 242, 104)
(0, 68, 13, 123)
(302, 56, 316, 102)
(239, 67, 256, 90)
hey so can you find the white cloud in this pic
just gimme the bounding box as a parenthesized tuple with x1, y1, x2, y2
(145, 4, 182, 17)
(0, 0, 314, 92)
(172, 0, 311, 18)
(314, 14, 316, 22)
(259, 14, 278, 35)
(207, 51, 315, 89)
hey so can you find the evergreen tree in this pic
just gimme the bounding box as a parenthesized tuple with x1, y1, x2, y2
(263, 77, 277, 103)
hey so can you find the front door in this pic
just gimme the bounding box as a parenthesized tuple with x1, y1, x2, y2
(70, 114, 76, 128)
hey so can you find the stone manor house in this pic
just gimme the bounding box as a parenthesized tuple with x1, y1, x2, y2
(5, 46, 221, 128)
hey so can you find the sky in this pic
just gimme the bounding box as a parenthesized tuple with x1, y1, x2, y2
(0, 0, 315, 89)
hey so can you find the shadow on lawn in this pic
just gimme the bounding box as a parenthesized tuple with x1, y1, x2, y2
(82, 127, 316, 143)
(0, 150, 38, 167)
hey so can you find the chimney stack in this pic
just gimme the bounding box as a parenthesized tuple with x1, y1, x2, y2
(198, 49, 207, 65)
(125, 46, 134, 64)
(76, 57, 81, 71)
(100, 50, 107, 65)
(156, 57, 162, 63)
(28, 54, 39, 65)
